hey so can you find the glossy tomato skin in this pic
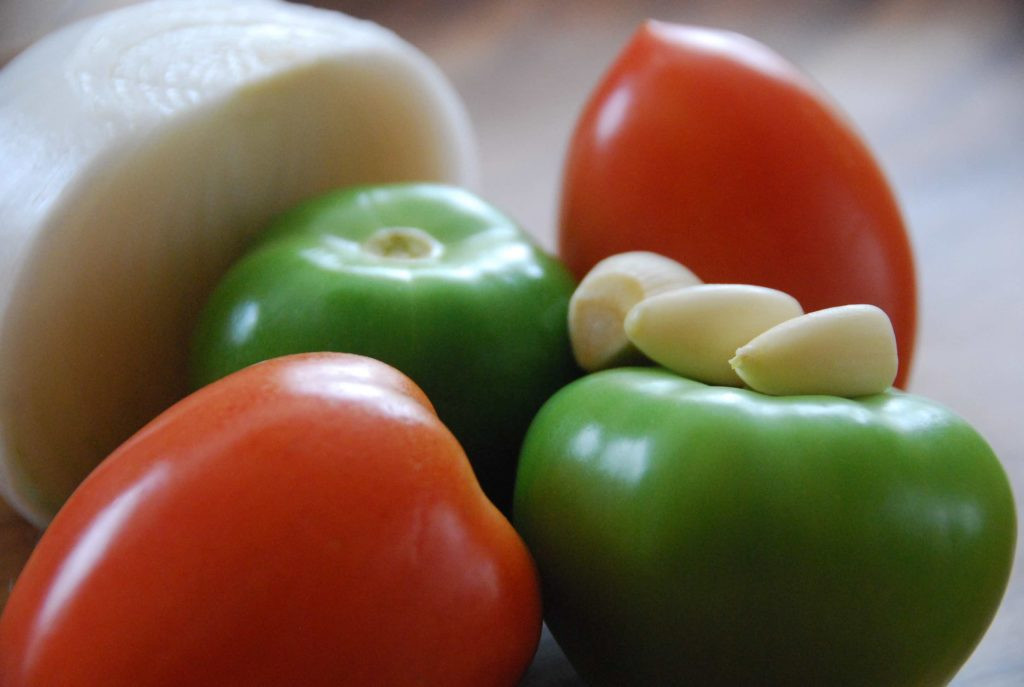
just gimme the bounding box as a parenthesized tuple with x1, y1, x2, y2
(515, 368, 1016, 686)
(559, 21, 917, 387)
(191, 183, 579, 515)
(0, 353, 541, 686)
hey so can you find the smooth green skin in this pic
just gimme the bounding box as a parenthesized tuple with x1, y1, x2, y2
(514, 368, 1017, 687)
(191, 184, 578, 514)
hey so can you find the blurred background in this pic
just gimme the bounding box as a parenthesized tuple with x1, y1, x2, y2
(1, 0, 1021, 684)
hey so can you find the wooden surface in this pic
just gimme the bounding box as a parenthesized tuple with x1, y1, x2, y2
(2, 0, 1022, 684)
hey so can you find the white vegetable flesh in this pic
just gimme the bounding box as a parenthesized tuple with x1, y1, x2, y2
(0, 0, 476, 526)
(624, 284, 804, 387)
(568, 251, 702, 371)
(730, 304, 899, 397)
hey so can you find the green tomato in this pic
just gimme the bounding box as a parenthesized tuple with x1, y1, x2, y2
(514, 368, 1016, 686)
(191, 183, 578, 513)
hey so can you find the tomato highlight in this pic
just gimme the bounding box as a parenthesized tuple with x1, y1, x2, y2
(1, 353, 542, 687)
(559, 21, 917, 386)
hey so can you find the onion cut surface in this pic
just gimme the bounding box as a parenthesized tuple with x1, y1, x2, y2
(0, 0, 476, 526)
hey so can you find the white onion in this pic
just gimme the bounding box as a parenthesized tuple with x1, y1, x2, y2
(0, 0, 476, 526)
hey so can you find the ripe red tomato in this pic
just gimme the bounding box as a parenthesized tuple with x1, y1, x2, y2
(559, 21, 917, 387)
(0, 353, 541, 686)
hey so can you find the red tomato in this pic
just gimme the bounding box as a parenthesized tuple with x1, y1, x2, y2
(0, 353, 541, 686)
(560, 21, 917, 387)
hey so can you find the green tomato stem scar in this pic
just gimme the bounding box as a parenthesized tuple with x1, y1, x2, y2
(362, 227, 444, 261)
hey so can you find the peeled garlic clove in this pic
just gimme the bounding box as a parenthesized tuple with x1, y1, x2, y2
(625, 284, 803, 386)
(0, 0, 475, 526)
(568, 251, 701, 371)
(730, 304, 898, 397)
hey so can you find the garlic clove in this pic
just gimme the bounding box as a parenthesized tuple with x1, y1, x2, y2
(730, 304, 898, 397)
(568, 251, 701, 371)
(625, 284, 802, 386)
